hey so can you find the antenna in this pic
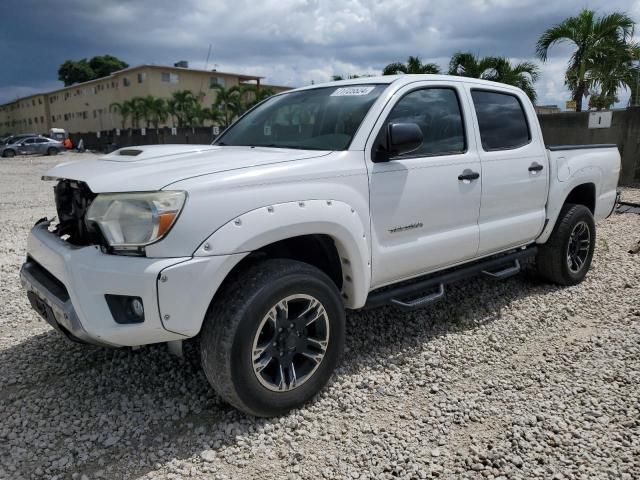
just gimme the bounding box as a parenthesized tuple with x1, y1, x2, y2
(198, 44, 213, 101)
(204, 44, 212, 71)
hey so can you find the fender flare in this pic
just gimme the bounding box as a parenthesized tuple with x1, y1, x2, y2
(537, 166, 601, 244)
(193, 200, 371, 309)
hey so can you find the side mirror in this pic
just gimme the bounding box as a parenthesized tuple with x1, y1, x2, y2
(374, 123, 423, 162)
(389, 123, 423, 156)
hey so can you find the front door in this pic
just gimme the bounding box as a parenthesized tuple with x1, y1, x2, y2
(20, 138, 37, 155)
(467, 88, 549, 255)
(367, 82, 482, 288)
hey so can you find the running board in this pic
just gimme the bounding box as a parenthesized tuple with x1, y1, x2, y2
(482, 259, 521, 279)
(364, 247, 537, 311)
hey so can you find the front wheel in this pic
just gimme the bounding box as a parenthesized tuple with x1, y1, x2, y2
(3, 149, 16, 158)
(200, 259, 345, 417)
(47, 147, 58, 156)
(535, 203, 596, 285)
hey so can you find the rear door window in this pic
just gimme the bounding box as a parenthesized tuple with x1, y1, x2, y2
(471, 90, 530, 151)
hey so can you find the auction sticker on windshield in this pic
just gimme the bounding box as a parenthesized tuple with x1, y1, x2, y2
(331, 86, 376, 96)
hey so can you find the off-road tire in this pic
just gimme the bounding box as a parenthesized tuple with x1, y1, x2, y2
(200, 259, 345, 417)
(536, 203, 596, 285)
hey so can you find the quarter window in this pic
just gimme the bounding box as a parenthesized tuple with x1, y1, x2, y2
(378, 88, 466, 157)
(471, 90, 530, 150)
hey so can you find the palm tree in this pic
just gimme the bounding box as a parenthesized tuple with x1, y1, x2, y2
(536, 9, 635, 111)
(383, 56, 441, 75)
(448, 52, 497, 78)
(110, 101, 132, 130)
(243, 86, 277, 109)
(331, 74, 365, 81)
(490, 58, 540, 103)
(136, 96, 155, 129)
(448, 52, 539, 102)
(167, 90, 199, 128)
(589, 41, 640, 108)
(143, 96, 168, 130)
(129, 97, 147, 129)
(210, 84, 244, 126)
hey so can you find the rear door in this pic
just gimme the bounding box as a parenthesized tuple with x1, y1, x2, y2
(35, 138, 50, 154)
(366, 81, 482, 288)
(467, 87, 548, 255)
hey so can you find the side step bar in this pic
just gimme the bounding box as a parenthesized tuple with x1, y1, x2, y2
(364, 247, 537, 311)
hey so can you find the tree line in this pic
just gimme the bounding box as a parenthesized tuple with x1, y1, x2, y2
(61, 9, 639, 115)
(109, 84, 276, 130)
(335, 9, 639, 112)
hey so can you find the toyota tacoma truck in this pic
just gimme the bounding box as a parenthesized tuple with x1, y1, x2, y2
(20, 75, 620, 416)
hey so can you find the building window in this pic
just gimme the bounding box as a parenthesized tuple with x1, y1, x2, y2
(38, 98, 42, 105)
(40, 116, 44, 123)
(137, 72, 146, 83)
(34, 117, 38, 124)
(123, 77, 130, 87)
(28, 118, 32, 125)
(161, 72, 179, 84)
(210, 76, 225, 88)
(83, 111, 88, 119)
(52, 116, 55, 123)
(32, 99, 36, 106)
(64, 114, 69, 121)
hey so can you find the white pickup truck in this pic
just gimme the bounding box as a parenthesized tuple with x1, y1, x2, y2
(21, 75, 620, 416)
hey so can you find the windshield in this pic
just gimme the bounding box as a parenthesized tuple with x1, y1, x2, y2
(216, 85, 386, 151)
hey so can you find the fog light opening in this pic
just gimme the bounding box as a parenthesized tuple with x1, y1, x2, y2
(105, 294, 146, 324)
(131, 298, 144, 319)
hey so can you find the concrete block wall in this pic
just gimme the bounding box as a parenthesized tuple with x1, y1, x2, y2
(538, 108, 640, 185)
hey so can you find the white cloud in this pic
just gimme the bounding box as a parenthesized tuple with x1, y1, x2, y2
(1, 0, 638, 107)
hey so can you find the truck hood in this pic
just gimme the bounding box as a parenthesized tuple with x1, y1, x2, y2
(44, 144, 331, 192)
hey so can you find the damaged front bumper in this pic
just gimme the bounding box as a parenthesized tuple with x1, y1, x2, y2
(20, 219, 191, 347)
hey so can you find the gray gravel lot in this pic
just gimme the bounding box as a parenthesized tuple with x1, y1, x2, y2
(1, 153, 639, 480)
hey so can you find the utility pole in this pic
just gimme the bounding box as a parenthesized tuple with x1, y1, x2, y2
(636, 59, 639, 106)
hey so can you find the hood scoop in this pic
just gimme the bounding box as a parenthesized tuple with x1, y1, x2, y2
(118, 149, 143, 157)
(102, 144, 218, 163)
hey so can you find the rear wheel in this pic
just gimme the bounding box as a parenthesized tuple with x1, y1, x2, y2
(536, 203, 596, 285)
(3, 149, 15, 158)
(47, 147, 58, 156)
(200, 259, 345, 417)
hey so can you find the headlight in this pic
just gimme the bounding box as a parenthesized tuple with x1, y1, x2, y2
(86, 191, 186, 248)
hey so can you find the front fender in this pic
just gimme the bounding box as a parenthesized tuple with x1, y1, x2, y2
(193, 200, 371, 309)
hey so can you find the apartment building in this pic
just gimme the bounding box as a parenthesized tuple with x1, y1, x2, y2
(0, 64, 290, 135)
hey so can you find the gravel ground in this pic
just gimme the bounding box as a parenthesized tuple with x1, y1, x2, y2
(1, 153, 639, 480)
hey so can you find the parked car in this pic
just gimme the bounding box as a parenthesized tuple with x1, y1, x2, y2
(1, 136, 64, 157)
(20, 75, 620, 417)
(0, 133, 38, 146)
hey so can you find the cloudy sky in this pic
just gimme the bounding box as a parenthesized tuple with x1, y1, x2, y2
(1, 0, 638, 107)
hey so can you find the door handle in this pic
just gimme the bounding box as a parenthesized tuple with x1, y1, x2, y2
(528, 162, 544, 172)
(458, 169, 480, 181)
